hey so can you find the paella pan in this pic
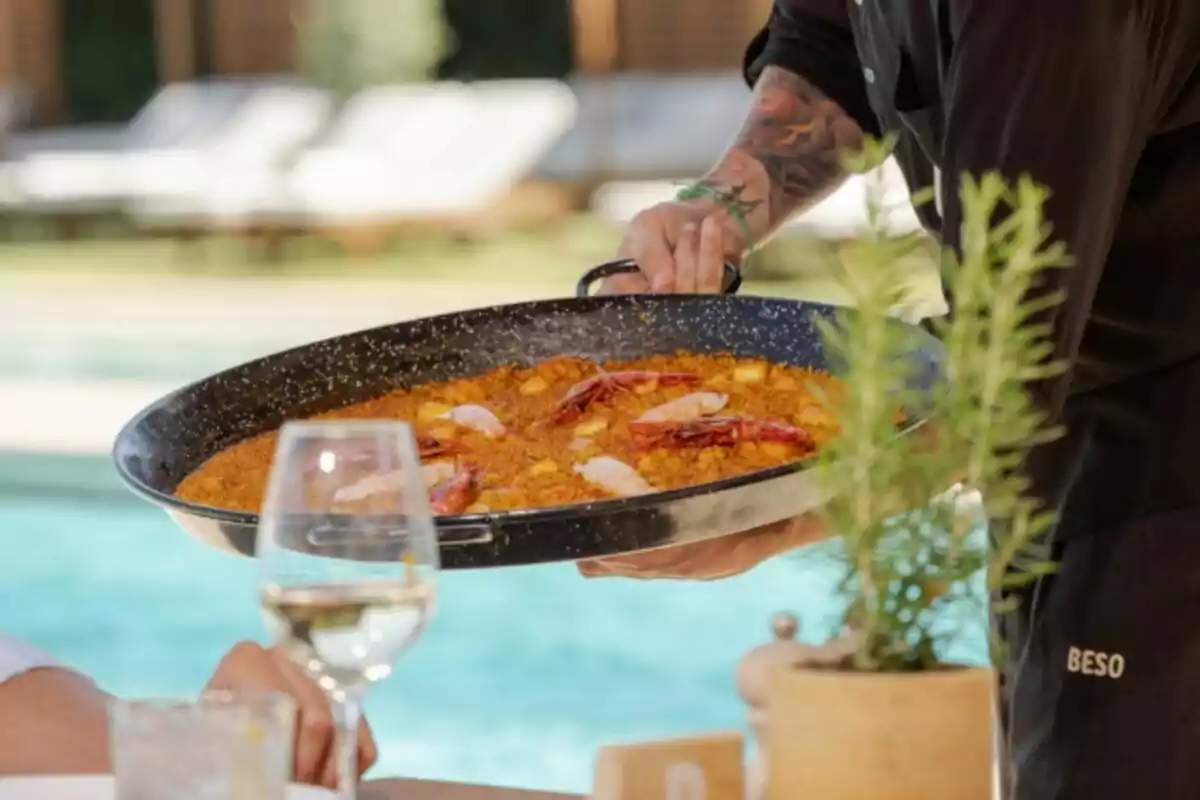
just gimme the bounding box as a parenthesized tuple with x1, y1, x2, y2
(113, 260, 943, 569)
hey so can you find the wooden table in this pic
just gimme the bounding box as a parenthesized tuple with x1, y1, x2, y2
(362, 778, 583, 799)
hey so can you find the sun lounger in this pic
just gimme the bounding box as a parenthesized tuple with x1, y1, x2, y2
(0, 83, 31, 212)
(537, 72, 749, 182)
(288, 80, 577, 224)
(124, 77, 334, 229)
(4, 79, 258, 217)
(8, 124, 130, 214)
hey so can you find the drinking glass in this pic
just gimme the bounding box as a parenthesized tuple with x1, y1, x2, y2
(110, 691, 295, 800)
(256, 420, 440, 799)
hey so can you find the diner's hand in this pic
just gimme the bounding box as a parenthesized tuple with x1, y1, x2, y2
(205, 642, 378, 790)
(600, 201, 746, 295)
(577, 512, 829, 580)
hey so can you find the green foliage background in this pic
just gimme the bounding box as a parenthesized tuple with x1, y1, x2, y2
(297, 0, 452, 99)
(436, 0, 573, 81)
(298, 0, 573, 98)
(62, 0, 159, 124)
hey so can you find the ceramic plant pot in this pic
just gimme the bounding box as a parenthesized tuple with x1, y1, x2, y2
(765, 662, 996, 800)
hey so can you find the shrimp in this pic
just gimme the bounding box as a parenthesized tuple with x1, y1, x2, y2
(550, 371, 701, 423)
(629, 416, 815, 452)
(428, 464, 481, 514)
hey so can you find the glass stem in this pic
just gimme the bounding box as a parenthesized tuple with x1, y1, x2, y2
(330, 686, 362, 800)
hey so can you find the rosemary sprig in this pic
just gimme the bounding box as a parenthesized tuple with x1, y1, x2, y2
(810, 138, 1070, 672)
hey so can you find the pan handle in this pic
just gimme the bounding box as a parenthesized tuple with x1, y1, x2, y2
(436, 519, 496, 547)
(301, 517, 493, 552)
(575, 258, 742, 298)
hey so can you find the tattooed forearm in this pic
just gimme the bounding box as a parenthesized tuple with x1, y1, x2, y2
(698, 66, 865, 240)
(738, 67, 865, 219)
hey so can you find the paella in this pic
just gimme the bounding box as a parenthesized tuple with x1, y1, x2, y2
(175, 352, 845, 515)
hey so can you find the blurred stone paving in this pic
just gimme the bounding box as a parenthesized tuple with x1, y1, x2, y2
(0, 274, 564, 347)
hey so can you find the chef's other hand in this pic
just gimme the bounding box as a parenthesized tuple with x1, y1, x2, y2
(602, 201, 747, 295)
(577, 513, 829, 580)
(205, 642, 378, 789)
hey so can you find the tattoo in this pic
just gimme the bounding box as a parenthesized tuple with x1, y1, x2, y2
(706, 66, 865, 234)
(692, 180, 765, 220)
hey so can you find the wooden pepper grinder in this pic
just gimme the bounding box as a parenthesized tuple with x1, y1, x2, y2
(736, 614, 865, 800)
(735, 612, 812, 800)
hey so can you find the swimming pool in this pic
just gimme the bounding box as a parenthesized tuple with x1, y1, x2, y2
(0, 453, 984, 792)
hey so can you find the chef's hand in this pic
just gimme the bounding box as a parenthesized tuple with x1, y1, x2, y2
(601, 201, 747, 295)
(206, 642, 378, 790)
(577, 512, 829, 580)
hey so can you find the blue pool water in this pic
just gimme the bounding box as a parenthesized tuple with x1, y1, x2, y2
(1, 454, 984, 793)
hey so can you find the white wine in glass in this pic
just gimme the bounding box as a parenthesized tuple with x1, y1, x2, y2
(256, 420, 440, 799)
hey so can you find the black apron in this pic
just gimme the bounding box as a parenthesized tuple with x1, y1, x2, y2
(1000, 357, 1200, 800)
(1001, 508, 1200, 799)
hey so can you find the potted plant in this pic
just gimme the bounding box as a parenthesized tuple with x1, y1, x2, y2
(759, 138, 1069, 800)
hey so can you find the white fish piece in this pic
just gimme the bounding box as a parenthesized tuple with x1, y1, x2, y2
(636, 392, 729, 423)
(438, 404, 506, 436)
(420, 462, 456, 489)
(334, 463, 453, 503)
(574, 456, 656, 497)
(333, 469, 405, 503)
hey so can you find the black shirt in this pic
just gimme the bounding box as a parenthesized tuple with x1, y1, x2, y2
(746, 0, 1200, 538)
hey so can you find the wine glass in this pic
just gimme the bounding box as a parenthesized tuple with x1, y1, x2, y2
(256, 420, 439, 799)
